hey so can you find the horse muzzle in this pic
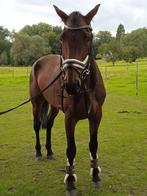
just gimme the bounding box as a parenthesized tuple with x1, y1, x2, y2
(63, 79, 81, 95)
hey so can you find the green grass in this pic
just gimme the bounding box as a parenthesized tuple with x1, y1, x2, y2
(0, 61, 147, 196)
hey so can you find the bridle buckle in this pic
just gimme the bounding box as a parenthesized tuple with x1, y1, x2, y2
(80, 69, 90, 80)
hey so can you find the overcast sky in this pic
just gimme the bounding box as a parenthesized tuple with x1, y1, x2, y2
(0, 0, 146, 35)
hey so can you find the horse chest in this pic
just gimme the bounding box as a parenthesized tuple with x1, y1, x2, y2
(64, 92, 99, 119)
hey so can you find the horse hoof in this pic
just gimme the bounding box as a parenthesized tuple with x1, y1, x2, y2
(92, 181, 102, 189)
(66, 189, 77, 196)
(36, 156, 42, 161)
(47, 154, 56, 160)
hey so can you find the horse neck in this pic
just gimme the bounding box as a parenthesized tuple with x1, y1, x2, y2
(88, 57, 97, 90)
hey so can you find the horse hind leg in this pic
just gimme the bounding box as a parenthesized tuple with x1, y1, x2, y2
(33, 103, 42, 160)
(32, 98, 48, 159)
(41, 101, 49, 129)
(46, 106, 59, 160)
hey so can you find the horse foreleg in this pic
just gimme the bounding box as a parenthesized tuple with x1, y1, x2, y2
(46, 106, 59, 159)
(89, 110, 102, 188)
(64, 116, 77, 192)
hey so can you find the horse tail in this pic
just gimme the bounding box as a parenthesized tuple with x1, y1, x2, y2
(41, 101, 49, 129)
(31, 60, 49, 129)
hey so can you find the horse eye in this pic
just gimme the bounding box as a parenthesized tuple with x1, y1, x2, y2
(83, 30, 92, 42)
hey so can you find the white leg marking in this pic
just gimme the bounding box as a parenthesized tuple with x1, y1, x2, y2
(64, 159, 77, 183)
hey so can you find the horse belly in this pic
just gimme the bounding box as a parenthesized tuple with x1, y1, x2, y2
(42, 80, 62, 109)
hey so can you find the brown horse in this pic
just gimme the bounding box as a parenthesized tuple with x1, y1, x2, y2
(29, 4, 106, 192)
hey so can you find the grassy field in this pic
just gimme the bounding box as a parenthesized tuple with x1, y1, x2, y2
(0, 60, 147, 196)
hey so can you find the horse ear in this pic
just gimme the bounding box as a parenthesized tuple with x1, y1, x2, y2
(85, 4, 100, 24)
(53, 5, 68, 23)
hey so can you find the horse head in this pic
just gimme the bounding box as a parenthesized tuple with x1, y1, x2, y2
(54, 4, 100, 95)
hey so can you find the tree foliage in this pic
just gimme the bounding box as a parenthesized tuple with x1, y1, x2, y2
(97, 25, 147, 64)
(122, 28, 147, 58)
(96, 31, 112, 46)
(20, 23, 61, 54)
(11, 33, 50, 65)
(99, 39, 120, 65)
(122, 46, 139, 63)
(0, 23, 147, 66)
(10, 23, 62, 65)
(0, 26, 11, 65)
(116, 24, 125, 41)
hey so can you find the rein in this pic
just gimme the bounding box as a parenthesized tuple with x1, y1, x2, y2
(0, 69, 62, 116)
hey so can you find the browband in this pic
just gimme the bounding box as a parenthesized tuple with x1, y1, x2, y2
(64, 24, 92, 31)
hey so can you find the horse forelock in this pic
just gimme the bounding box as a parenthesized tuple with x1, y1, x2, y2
(67, 11, 85, 26)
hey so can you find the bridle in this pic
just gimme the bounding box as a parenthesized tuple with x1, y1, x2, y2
(60, 24, 93, 81)
(61, 55, 90, 80)
(60, 24, 94, 112)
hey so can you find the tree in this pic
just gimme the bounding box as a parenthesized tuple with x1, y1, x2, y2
(20, 23, 62, 54)
(99, 43, 109, 56)
(116, 24, 125, 41)
(11, 33, 50, 65)
(0, 51, 8, 65)
(94, 31, 112, 59)
(122, 28, 147, 57)
(20, 23, 52, 38)
(107, 39, 120, 65)
(11, 33, 32, 65)
(0, 26, 10, 40)
(93, 34, 100, 58)
(99, 39, 120, 65)
(30, 35, 50, 64)
(122, 46, 139, 63)
(0, 26, 11, 65)
(96, 31, 112, 46)
(48, 31, 59, 54)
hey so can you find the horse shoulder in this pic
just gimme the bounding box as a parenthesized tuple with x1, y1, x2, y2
(30, 54, 61, 98)
(31, 54, 60, 80)
(92, 60, 106, 106)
